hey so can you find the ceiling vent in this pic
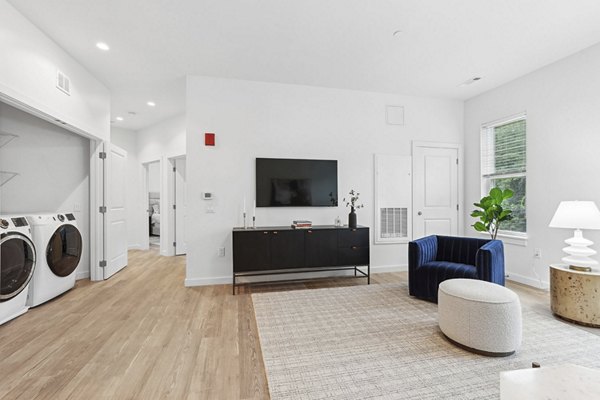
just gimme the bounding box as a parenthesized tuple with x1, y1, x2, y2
(56, 70, 71, 96)
(460, 77, 482, 86)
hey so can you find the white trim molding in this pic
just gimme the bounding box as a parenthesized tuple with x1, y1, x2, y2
(76, 271, 91, 280)
(506, 271, 548, 290)
(185, 276, 231, 287)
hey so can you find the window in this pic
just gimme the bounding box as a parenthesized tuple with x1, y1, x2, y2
(481, 113, 526, 235)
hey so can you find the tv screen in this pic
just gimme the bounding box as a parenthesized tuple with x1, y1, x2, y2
(256, 158, 338, 207)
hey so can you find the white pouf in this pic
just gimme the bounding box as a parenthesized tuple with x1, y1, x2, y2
(438, 278, 522, 356)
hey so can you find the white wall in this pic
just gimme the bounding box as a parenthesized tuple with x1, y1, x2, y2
(137, 114, 186, 163)
(148, 162, 161, 193)
(185, 76, 464, 285)
(0, 102, 91, 279)
(0, 0, 110, 141)
(464, 42, 600, 289)
(111, 128, 143, 250)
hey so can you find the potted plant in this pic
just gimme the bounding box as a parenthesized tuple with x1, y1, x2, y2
(343, 189, 364, 228)
(471, 187, 513, 240)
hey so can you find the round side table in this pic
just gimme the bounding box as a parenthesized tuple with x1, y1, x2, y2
(550, 264, 600, 328)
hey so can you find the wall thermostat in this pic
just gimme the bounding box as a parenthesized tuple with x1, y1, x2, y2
(202, 192, 214, 200)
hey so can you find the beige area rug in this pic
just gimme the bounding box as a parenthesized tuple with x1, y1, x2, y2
(252, 283, 600, 400)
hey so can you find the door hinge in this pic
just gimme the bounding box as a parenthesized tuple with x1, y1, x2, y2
(99, 151, 107, 159)
(456, 158, 458, 165)
(173, 204, 176, 210)
(173, 241, 176, 247)
(99, 260, 107, 267)
(99, 206, 107, 213)
(173, 167, 176, 172)
(456, 204, 459, 211)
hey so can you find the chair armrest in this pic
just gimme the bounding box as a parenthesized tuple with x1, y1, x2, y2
(476, 240, 505, 284)
(409, 236, 438, 271)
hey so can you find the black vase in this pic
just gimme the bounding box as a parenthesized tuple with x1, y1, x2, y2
(348, 207, 357, 228)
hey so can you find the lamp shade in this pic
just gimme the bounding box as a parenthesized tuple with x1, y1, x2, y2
(549, 201, 600, 230)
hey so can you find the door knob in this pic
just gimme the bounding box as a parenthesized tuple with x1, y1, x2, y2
(417, 211, 422, 216)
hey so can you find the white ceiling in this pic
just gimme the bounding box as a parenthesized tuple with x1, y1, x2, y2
(9, 0, 600, 130)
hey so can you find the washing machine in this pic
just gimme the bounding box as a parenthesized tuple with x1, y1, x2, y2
(26, 213, 82, 307)
(0, 215, 36, 325)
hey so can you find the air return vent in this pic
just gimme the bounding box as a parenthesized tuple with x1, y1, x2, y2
(379, 208, 408, 239)
(56, 70, 71, 95)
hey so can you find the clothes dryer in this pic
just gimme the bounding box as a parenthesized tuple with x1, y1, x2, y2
(26, 213, 82, 307)
(0, 215, 36, 325)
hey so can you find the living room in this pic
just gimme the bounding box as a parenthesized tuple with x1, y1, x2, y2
(1, 1, 600, 399)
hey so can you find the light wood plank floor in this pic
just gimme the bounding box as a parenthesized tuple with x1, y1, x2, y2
(0, 248, 593, 399)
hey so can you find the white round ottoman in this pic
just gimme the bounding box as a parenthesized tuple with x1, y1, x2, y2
(438, 279, 522, 356)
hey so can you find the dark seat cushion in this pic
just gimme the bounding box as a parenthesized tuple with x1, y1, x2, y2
(417, 262, 477, 301)
(420, 261, 478, 280)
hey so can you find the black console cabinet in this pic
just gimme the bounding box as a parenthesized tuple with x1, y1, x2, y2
(232, 226, 369, 294)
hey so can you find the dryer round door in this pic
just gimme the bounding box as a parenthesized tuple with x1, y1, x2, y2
(0, 232, 37, 302)
(46, 224, 82, 277)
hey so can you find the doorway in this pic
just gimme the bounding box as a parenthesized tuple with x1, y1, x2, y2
(145, 161, 161, 249)
(412, 142, 462, 239)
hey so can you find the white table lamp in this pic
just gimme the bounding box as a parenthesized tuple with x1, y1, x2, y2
(549, 201, 600, 269)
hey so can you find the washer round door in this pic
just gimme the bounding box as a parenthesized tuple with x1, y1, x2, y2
(46, 224, 82, 277)
(0, 232, 36, 302)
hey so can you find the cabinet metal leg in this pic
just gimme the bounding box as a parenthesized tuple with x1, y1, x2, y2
(233, 275, 236, 295)
(368, 264, 370, 284)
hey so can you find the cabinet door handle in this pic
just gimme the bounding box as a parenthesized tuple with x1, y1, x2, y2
(263, 231, 269, 234)
(273, 231, 278, 235)
(351, 246, 358, 250)
(351, 228, 357, 232)
(307, 230, 313, 234)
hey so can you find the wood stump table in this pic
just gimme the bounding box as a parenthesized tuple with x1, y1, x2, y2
(550, 263, 600, 328)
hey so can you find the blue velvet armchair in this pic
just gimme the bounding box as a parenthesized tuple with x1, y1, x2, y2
(408, 235, 505, 303)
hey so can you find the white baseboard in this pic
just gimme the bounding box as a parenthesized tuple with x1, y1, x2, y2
(76, 270, 90, 280)
(185, 264, 407, 287)
(185, 276, 231, 287)
(128, 244, 143, 250)
(506, 271, 549, 290)
(371, 264, 407, 273)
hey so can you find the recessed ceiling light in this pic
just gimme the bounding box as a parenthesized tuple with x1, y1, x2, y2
(116, 116, 124, 121)
(96, 42, 110, 51)
(147, 101, 156, 107)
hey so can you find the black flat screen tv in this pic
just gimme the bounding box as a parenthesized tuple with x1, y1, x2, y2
(256, 158, 338, 207)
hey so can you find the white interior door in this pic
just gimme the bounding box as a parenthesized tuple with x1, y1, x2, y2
(103, 143, 128, 279)
(174, 157, 187, 255)
(413, 143, 459, 239)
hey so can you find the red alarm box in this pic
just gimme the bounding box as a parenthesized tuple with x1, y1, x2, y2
(205, 133, 215, 146)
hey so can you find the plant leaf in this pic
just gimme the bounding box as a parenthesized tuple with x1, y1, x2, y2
(503, 189, 514, 200)
(473, 222, 487, 232)
(490, 187, 503, 204)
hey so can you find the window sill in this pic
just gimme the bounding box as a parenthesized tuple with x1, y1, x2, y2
(477, 232, 528, 247)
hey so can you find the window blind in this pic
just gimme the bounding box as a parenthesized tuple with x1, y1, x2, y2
(481, 117, 526, 178)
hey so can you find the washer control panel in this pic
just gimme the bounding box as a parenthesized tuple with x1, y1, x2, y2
(11, 217, 28, 227)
